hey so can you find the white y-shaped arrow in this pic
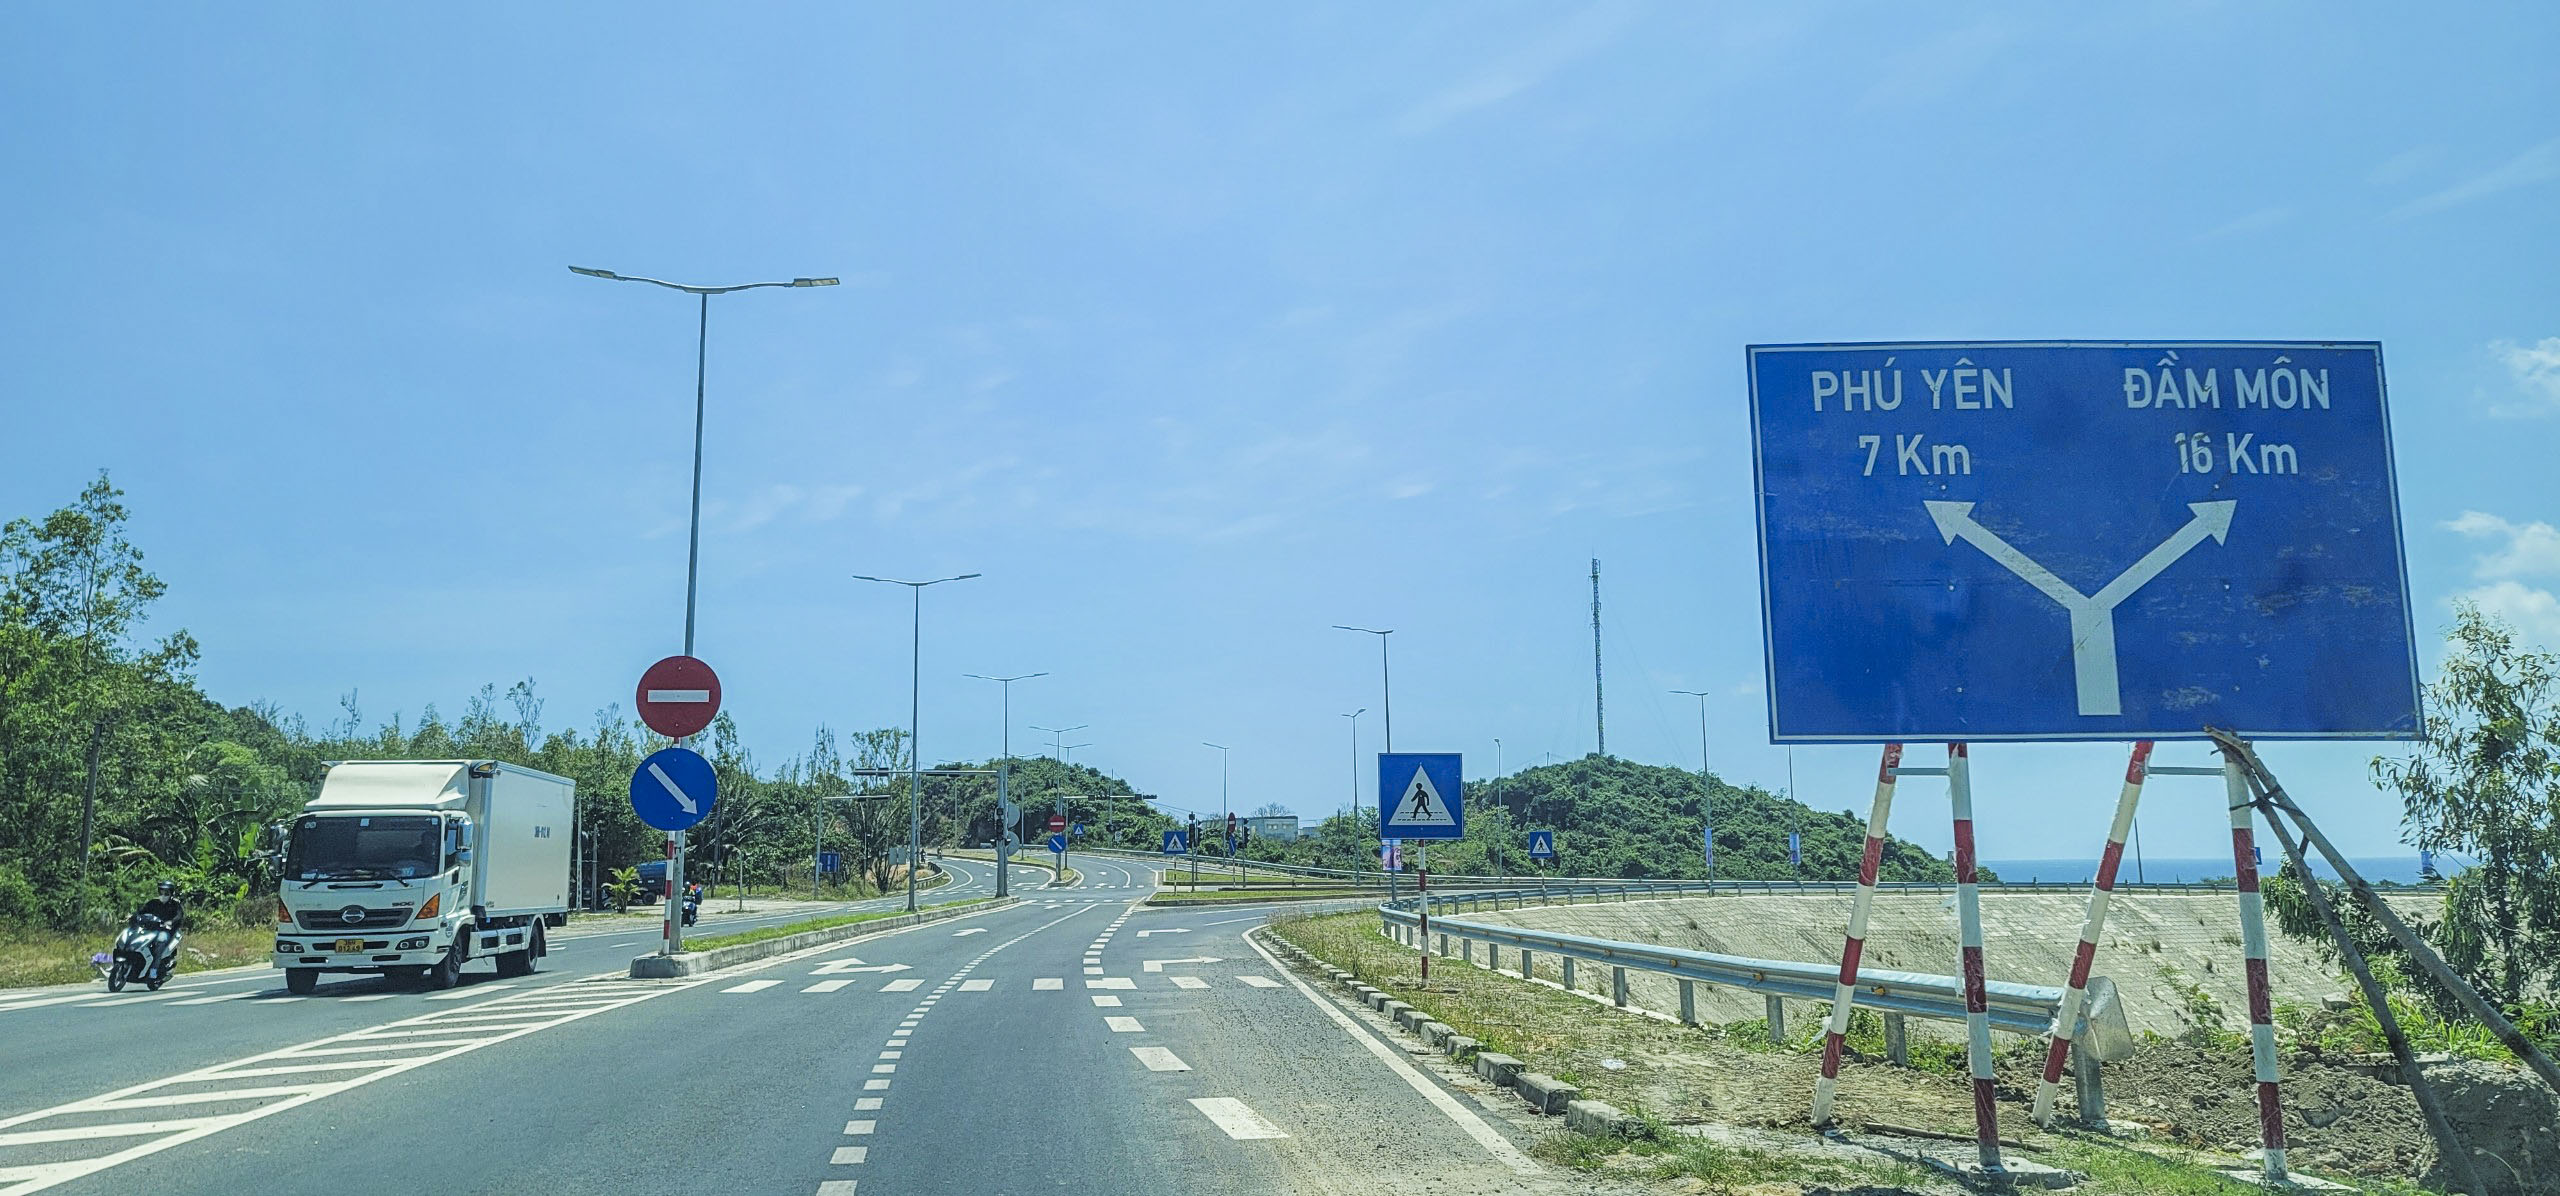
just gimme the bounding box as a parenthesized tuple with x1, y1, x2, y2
(650, 763, 701, 819)
(1925, 500, 2236, 716)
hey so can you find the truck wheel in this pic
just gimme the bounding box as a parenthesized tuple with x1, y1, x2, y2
(496, 947, 532, 978)
(425, 944, 462, 990)
(285, 969, 318, 995)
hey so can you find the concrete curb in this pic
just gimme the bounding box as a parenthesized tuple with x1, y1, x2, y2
(628, 898, 1010, 978)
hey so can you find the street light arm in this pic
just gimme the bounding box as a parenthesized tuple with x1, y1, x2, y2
(570, 267, 840, 294)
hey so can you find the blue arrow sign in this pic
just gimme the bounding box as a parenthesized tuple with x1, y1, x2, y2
(818, 851, 841, 874)
(1162, 830, 1187, 855)
(1379, 753, 1464, 841)
(1048, 834, 1068, 854)
(629, 747, 716, 832)
(1525, 830, 1556, 860)
(1748, 341, 2419, 742)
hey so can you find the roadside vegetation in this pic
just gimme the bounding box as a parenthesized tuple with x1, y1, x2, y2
(1, 918, 276, 989)
(0, 478, 1168, 957)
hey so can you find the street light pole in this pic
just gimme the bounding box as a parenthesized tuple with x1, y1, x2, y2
(965, 672, 1045, 864)
(1341, 710, 1364, 820)
(1332, 627, 1394, 750)
(573, 264, 837, 957)
(1673, 690, 1712, 881)
(854, 572, 981, 912)
(1202, 741, 1232, 881)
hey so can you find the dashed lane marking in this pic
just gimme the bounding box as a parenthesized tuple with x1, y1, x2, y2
(1105, 1016, 1144, 1032)
(1092, 995, 1122, 1007)
(804, 980, 857, 994)
(723, 980, 782, 994)
(881, 979, 922, 992)
(1032, 978, 1062, 990)
(844, 1120, 875, 1135)
(1188, 1097, 1289, 1140)
(958, 979, 992, 992)
(1085, 977, 1133, 990)
(1129, 1047, 1190, 1072)
(1169, 976, 1208, 990)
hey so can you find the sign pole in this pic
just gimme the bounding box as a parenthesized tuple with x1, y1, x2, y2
(1811, 742, 1903, 1126)
(2223, 749, 2288, 1185)
(2033, 740, 2153, 1126)
(1946, 743, 2001, 1173)
(1417, 841, 1429, 983)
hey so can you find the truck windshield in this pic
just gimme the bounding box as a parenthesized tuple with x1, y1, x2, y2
(285, 815, 444, 881)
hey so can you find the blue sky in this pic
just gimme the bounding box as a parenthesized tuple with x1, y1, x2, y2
(5, 4, 2555, 861)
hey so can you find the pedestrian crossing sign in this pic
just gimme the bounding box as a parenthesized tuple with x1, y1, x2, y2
(1525, 830, 1556, 860)
(1378, 753, 1464, 840)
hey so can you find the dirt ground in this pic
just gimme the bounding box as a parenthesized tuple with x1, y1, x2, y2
(1272, 910, 2534, 1192)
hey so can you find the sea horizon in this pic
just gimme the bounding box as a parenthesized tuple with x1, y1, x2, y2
(1981, 854, 2440, 886)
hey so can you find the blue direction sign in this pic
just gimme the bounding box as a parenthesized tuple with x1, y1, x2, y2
(1162, 830, 1187, 855)
(818, 851, 841, 875)
(1048, 833, 1068, 854)
(1748, 341, 2419, 742)
(629, 746, 716, 832)
(1379, 753, 1464, 840)
(1525, 830, 1557, 860)
(1788, 831, 1802, 869)
(1703, 824, 1715, 867)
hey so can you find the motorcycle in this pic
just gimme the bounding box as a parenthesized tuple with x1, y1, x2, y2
(680, 889, 701, 927)
(104, 913, 180, 992)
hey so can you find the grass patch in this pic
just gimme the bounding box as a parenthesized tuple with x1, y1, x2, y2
(676, 899, 987, 953)
(2, 920, 279, 989)
(1529, 1129, 1933, 1191)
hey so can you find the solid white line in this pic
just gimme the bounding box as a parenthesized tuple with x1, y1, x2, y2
(723, 981, 781, 994)
(1243, 930, 1537, 1174)
(1106, 1016, 1144, 1032)
(0, 1117, 222, 1147)
(426, 984, 514, 1000)
(340, 994, 398, 1003)
(92, 1085, 319, 1111)
(1129, 1047, 1189, 1072)
(76, 993, 185, 1008)
(1187, 1097, 1289, 1140)
(167, 993, 255, 1006)
(1237, 976, 1280, 988)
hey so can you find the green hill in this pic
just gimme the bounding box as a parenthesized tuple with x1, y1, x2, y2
(1264, 754, 1961, 883)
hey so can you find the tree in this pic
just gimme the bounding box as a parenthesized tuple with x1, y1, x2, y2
(2370, 603, 2560, 1010)
(1250, 802, 1292, 818)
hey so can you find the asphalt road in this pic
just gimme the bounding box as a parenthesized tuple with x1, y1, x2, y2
(0, 852, 1593, 1195)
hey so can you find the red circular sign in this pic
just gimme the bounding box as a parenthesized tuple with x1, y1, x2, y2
(635, 655, 722, 739)
(1048, 814, 1067, 834)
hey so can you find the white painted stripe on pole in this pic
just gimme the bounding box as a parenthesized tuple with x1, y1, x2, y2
(1129, 1047, 1190, 1071)
(2252, 1025, 2280, 1081)
(1187, 1097, 1289, 1140)
(646, 689, 712, 703)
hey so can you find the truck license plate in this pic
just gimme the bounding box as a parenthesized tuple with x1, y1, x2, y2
(334, 938, 365, 953)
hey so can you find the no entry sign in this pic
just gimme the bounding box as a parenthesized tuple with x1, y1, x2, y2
(1047, 814, 1067, 834)
(635, 655, 722, 739)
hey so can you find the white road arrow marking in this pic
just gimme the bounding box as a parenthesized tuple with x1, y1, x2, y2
(952, 928, 988, 937)
(811, 960, 914, 976)
(1926, 500, 2236, 716)
(645, 762, 698, 815)
(1142, 956, 1222, 972)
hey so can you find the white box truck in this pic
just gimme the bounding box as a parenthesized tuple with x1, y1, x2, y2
(272, 760, 573, 994)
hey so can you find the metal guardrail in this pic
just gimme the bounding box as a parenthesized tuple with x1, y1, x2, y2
(1074, 845, 2373, 897)
(1376, 884, 2095, 1038)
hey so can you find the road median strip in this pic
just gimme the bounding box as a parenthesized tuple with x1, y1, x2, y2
(629, 898, 1010, 979)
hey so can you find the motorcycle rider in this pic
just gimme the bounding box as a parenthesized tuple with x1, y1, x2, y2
(132, 880, 186, 980)
(681, 881, 703, 925)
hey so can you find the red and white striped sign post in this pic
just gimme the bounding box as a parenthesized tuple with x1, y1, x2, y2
(1811, 742, 1904, 1126)
(2032, 740, 2153, 1126)
(1946, 743, 2003, 1172)
(2224, 752, 2288, 1183)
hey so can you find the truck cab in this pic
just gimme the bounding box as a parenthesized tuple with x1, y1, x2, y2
(273, 760, 573, 994)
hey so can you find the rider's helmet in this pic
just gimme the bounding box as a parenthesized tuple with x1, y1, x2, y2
(156, 880, 178, 897)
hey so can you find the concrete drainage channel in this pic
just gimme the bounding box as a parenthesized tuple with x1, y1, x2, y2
(1257, 932, 1642, 1140)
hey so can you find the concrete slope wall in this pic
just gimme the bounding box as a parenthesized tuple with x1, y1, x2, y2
(1465, 890, 2437, 1041)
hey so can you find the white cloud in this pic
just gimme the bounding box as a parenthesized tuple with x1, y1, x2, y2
(2446, 510, 2560, 648)
(2195, 206, 2290, 242)
(2392, 136, 2560, 219)
(2488, 336, 2560, 416)
(1395, 1, 1638, 136)
(2462, 580, 2560, 648)
(2445, 510, 2560, 579)
(2366, 146, 2438, 186)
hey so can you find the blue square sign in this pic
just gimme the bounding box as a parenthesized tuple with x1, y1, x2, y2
(1162, 830, 1186, 855)
(1379, 753, 1464, 841)
(1748, 341, 2420, 742)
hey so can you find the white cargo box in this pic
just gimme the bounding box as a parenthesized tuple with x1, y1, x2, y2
(310, 760, 574, 919)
